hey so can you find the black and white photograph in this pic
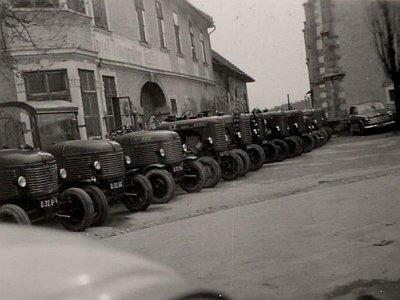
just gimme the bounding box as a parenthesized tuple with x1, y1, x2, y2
(0, 0, 400, 299)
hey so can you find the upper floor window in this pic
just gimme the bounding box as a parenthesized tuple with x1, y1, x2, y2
(189, 21, 196, 60)
(155, 1, 167, 49)
(135, 0, 147, 42)
(200, 30, 207, 63)
(24, 70, 70, 101)
(173, 11, 182, 55)
(67, 0, 86, 14)
(92, 0, 108, 29)
(12, 0, 59, 8)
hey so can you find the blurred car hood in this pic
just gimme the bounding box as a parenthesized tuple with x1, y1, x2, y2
(0, 225, 223, 300)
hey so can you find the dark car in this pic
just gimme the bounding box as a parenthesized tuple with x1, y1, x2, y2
(0, 225, 230, 300)
(349, 101, 395, 135)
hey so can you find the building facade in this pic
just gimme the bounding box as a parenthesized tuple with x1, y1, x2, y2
(2, 0, 216, 139)
(303, 0, 394, 120)
(212, 50, 254, 114)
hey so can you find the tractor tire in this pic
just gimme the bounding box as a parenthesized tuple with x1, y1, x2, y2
(59, 188, 94, 232)
(219, 151, 243, 181)
(145, 169, 176, 204)
(284, 137, 301, 158)
(83, 185, 108, 227)
(263, 141, 280, 164)
(179, 160, 207, 193)
(198, 157, 222, 188)
(302, 133, 315, 153)
(0, 204, 31, 225)
(232, 149, 251, 177)
(292, 136, 304, 156)
(247, 144, 267, 170)
(121, 173, 153, 211)
(272, 139, 289, 162)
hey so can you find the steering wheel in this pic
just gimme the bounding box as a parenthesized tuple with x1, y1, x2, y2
(108, 125, 133, 139)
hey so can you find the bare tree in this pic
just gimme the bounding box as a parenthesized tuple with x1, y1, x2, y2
(368, 0, 400, 126)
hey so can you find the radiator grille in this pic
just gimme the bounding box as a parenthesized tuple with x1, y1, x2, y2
(239, 117, 252, 145)
(131, 144, 158, 168)
(367, 115, 392, 125)
(162, 139, 184, 164)
(64, 156, 92, 180)
(214, 123, 228, 152)
(0, 169, 18, 198)
(98, 151, 125, 179)
(25, 163, 58, 195)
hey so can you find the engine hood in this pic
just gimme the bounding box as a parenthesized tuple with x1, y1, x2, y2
(357, 109, 389, 118)
(48, 140, 122, 157)
(115, 130, 180, 146)
(0, 149, 55, 167)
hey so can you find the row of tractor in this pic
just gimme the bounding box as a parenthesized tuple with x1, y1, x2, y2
(0, 100, 332, 232)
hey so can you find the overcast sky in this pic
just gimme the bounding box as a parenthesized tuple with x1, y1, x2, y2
(188, 0, 310, 110)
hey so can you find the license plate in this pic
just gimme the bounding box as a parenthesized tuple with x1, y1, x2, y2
(110, 181, 123, 190)
(173, 165, 183, 172)
(40, 197, 58, 209)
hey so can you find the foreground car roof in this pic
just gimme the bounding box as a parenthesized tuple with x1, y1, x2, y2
(0, 226, 226, 300)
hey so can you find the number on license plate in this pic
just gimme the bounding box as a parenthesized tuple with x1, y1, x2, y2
(110, 181, 123, 190)
(40, 197, 58, 209)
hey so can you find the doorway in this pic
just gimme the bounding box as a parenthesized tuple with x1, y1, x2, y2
(140, 82, 167, 124)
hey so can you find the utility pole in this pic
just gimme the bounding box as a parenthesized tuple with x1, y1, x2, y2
(287, 94, 291, 110)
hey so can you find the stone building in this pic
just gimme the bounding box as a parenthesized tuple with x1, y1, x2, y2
(303, 0, 394, 120)
(212, 50, 254, 114)
(1, 0, 216, 139)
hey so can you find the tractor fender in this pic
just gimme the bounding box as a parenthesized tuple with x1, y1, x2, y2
(183, 155, 198, 161)
(125, 168, 142, 177)
(142, 163, 167, 174)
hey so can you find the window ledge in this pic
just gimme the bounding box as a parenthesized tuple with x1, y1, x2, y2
(177, 53, 185, 59)
(93, 25, 112, 33)
(140, 41, 152, 48)
(203, 62, 209, 67)
(160, 47, 169, 53)
(11, 7, 91, 19)
(192, 57, 199, 63)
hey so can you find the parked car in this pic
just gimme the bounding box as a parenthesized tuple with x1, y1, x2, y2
(0, 225, 230, 300)
(349, 101, 395, 135)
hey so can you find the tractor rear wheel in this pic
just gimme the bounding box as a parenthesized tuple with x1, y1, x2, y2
(232, 149, 251, 177)
(145, 169, 176, 204)
(121, 174, 153, 211)
(0, 204, 31, 225)
(219, 151, 243, 181)
(82, 185, 108, 227)
(198, 157, 222, 188)
(179, 160, 207, 193)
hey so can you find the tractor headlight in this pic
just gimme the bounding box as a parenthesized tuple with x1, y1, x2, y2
(294, 123, 299, 128)
(182, 144, 188, 152)
(276, 126, 281, 131)
(225, 135, 229, 142)
(17, 176, 27, 188)
(93, 161, 101, 171)
(159, 148, 166, 157)
(237, 132, 242, 139)
(125, 156, 132, 165)
(59, 168, 67, 179)
(387, 110, 393, 116)
(208, 137, 214, 144)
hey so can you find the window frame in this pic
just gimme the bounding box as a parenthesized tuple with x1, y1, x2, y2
(189, 21, 197, 60)
(92, 0, 109, 29)
(200, 30, 207, 63)
(24, 70, 70, 102)
(155, 1, 167, 49)
(173, 11, 182, 55)
(11, 0, 59, 8)
(135, 0, 148, 43)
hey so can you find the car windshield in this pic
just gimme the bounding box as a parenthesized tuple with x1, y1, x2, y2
(0, 107, 38, 149)
(37, 113, 80, 151)
(356, 102, 385, 114)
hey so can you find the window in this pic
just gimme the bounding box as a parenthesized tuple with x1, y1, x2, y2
(79, 70, 102, 138)
(135, 0, 147, 42)
(92, 0, 108, 29)
(200, 30, 207, 63)
(170, 99, 177, 115)
(103, 76, 121, 132)
(173, 11, 182, 54)
(12, 0, 59, 8)
(24, 70, 69, 101)
(67, 0, 86, 13)
(156, 1, 167, 48)
(189, 21, 196, 59)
